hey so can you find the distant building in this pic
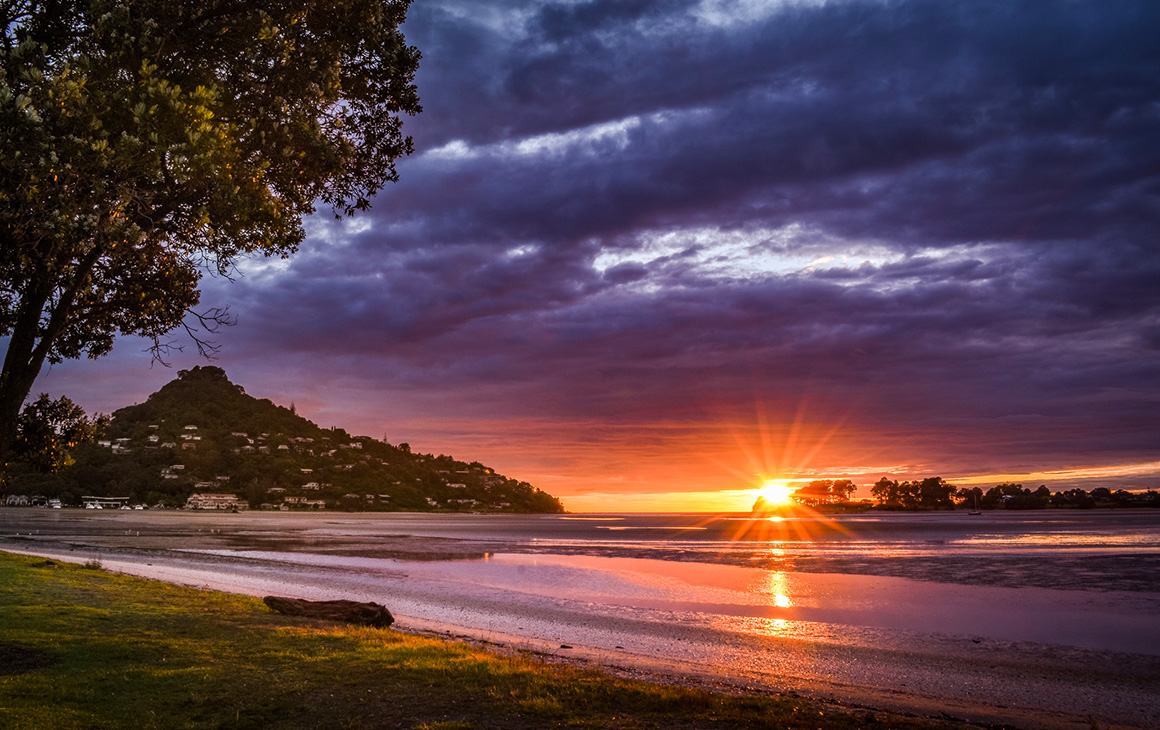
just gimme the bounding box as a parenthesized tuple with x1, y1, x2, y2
(283, 496, 326, 509)
(185, 493, 245, 510)
(82, 496, 131, 509)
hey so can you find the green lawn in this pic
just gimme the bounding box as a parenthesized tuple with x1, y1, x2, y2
(0, 552, 954, 729)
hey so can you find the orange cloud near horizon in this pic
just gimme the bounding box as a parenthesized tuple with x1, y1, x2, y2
(384, 414, 1160, 512)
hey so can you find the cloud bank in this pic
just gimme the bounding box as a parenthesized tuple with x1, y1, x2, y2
(39, 0, 1160, 506)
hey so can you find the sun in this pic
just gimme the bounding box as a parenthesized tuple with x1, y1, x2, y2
(760, 479, 796, 507)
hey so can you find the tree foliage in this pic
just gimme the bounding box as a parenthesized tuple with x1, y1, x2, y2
(870, 476, 956, 510)
(0, 0, 421, 486)
(13, 393, 107, 471)
(792, 479, 856, 505)
(963, 482, 1054, 510)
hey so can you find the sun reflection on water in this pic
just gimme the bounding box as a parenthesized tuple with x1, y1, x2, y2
(768, 571, 793, 609)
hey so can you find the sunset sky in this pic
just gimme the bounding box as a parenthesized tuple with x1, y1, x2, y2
(37, 0, 1160, 511)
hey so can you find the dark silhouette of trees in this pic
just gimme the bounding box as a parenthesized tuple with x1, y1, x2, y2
(870, 477, 899, 507)
(956, 486, 984, 508)
(12, 394, 106, 472)
(916, 477, 956, 508)
(979, 483, 1052, 509)
(1090, 487, 1113, 502)
(0, 0, 422, 488)
(870, 476, 956, 509)
(792, 479, 856, 505)
(1051, 488, 1095, 508)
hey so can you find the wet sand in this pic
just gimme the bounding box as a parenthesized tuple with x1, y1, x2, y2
(3, 509, 1160, 729)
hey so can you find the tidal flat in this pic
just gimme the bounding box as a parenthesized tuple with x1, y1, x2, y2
(3, 509, 1159, 729)
(3, 551, 944, 730)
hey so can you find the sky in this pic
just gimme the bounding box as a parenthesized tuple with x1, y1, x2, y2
(36, 0, 1160, 511)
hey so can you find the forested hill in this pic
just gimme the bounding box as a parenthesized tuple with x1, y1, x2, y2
(12, 366, 565, 513)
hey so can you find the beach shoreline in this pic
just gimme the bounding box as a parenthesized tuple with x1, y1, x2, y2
(3, 542, 1157, 729)
(3, 509, 1159, 730)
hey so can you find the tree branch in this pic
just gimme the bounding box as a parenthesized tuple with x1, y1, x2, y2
(148, 306, 236, 365)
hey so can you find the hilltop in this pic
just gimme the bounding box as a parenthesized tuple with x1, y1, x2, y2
(9, 367, 565, 513)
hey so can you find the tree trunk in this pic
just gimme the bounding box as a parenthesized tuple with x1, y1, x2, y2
(0, 357, 42, 495)
(0, 246, 100, 493)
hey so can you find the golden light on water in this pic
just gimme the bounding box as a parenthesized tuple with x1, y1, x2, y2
(769, 571, 793, 609)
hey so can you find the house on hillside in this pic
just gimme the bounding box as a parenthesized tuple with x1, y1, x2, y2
(282, 496, 326, 510)
(185, 493, 245, 510)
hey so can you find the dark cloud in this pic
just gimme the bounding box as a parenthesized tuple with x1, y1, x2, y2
(36, 0, 1160, 499)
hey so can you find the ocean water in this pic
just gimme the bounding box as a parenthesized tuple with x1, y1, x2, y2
(4, 509, 1160, 729)
(150, 509, 1160, 591)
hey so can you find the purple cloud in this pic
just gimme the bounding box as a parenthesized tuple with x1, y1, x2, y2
(33, 0, 1160, 501)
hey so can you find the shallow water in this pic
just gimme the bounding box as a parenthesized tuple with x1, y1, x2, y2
(7, 508, 1158, 589)
(3, 508, 1160, 729)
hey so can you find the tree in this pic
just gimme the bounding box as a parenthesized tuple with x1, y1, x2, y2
(0, 0, 421, 488)
(956, 486, 983, 507)
(792, 478, 857, 505)
(13, 393, 107, 472)
(869, 476, 954, 509)
(792, 479, 833, 505)
(916, 476, 955, 509)
(870, 477, 900, 507)
(830, 479, 856, 502)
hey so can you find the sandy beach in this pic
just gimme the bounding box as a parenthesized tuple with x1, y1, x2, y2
(3, 509, 1159, 730)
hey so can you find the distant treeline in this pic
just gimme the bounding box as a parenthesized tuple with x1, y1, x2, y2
(870, 478, 1159, 510)
(773, 478, 1159, 511)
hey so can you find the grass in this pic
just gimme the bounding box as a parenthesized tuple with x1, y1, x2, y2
(0, 552, 958, 730)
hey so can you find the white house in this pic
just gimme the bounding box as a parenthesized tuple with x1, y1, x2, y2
(185, 493, 245, 510)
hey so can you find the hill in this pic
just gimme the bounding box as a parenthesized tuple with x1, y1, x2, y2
(9, 367, 565, 513)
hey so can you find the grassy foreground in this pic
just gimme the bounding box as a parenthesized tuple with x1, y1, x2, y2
(0, 552, 951, 730)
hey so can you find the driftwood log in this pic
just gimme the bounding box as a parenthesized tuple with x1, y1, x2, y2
(262, 596, 394, 628)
